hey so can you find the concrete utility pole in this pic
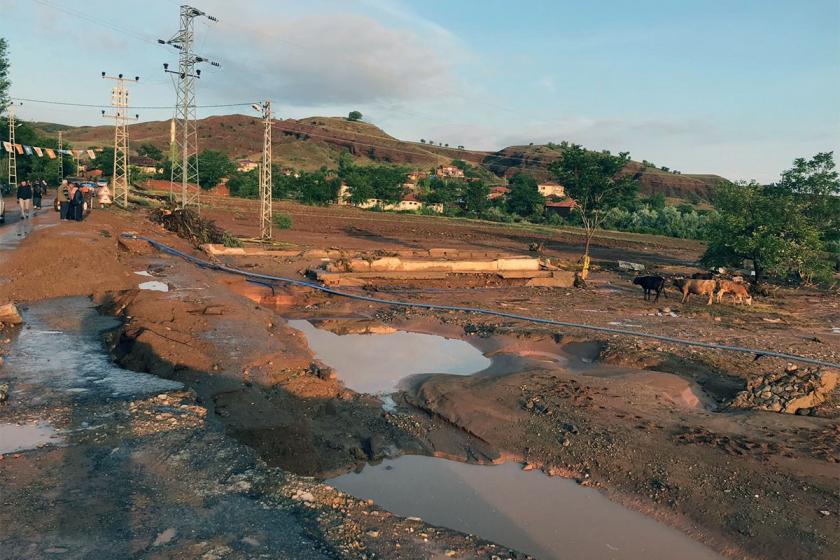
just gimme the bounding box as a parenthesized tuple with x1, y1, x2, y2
(159, 5, 219, 211)
(102, 72, 139, 208)
(254, 100, 273, 240)
(57, 130, 64, 180)
(6, 103, 18, 192)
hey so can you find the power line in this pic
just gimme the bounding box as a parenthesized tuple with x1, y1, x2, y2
(11, 97, 256, 110)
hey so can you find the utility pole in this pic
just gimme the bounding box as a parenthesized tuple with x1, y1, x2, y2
(57, 130, 64, 181)
(159, 5, 219, 211)
(6, 103, 19, 192)
(102, 72, 139, 208)
(254, 100, 273, 240)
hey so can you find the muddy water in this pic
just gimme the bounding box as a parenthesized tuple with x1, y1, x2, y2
(4, 297, 181, 399)
(0, 422, 63, 454)
(330, 456, 721, 560)
(287, 319, 491, 394)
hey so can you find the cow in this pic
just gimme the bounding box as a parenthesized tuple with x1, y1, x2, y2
(633, 275, 667, 302)
(691, 271, 715, 280)
(673, 278, 716, 305)
(716, 279, 753, 305)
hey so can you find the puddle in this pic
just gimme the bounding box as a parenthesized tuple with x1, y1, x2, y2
(288, 319, 491, 394)
(330, 456, 721, 560)
(139, 281, 169, 292)
(3, 297, 182, 398)
(0, 422, 63, 454)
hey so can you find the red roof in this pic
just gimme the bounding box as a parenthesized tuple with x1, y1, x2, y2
(490, 186, 510, 193)
(402, 193, 419, 202)
(545, 199, 576, 208)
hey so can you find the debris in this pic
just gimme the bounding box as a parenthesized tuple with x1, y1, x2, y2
(618, 261, 645, 272)
(728, 367, 839, 414)
(0, 383, 8, 403)
(149, 207, 241, 248)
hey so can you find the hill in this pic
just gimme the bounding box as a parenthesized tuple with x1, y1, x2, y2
(45, 115, 727, 200)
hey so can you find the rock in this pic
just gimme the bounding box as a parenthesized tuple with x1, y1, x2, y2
(152, 528, 177, 547)
(0, 383, 8, 404)
(819, 510, 831, 516)
(0, 303, 22, 325)
(366, 530, 380, 538)
(618, 260, 645, 272)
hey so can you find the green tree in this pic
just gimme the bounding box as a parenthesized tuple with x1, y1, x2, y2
(0, 37, 10, 112)
(91, 147, 115, 177)
(506, 173, 543, 218)
(550, 144, 638, 277)
(348, 110, 363, 122)
(297, 170, 341, 205)
(137, 143, 164, 161)
(227, 168, 259, 198)
(462, 180, 489, 215)
(194, 149, 234, 190)
(702, 153, 839, 283)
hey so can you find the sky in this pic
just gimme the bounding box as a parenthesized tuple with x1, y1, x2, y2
(2, 0, 838, 182)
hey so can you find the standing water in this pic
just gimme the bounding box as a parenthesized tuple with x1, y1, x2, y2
(330, 456, 721, 560)
(4, 297, 182, 398)
(287, 319, 491, 394)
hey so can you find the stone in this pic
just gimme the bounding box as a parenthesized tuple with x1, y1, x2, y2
(0, 303, 22, 325)
(152, 528, 177, 547)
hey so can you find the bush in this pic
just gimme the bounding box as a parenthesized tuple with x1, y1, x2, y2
(272, 212, 292, 229)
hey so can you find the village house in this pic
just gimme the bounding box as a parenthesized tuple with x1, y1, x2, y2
(236, 160, 259, 173)
(537, 182, 565, 198)
(129, 156, 159, 175)
(435, 165, 465, 178)
(487, 185, 510, 201)
(544, 199, 576, 218)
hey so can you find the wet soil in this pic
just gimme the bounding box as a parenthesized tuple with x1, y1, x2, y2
(2, 204, 839, 559)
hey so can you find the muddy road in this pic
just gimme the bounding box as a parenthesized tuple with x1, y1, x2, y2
(1, 205, 838, 559)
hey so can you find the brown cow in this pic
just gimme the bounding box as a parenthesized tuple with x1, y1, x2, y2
(673, 278, 716, 305)
(716, 279, 753, 305)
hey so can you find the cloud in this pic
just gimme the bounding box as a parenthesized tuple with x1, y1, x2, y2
(209, 9, 463, 107)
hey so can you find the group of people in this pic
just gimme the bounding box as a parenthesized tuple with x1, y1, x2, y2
(13, 178, 113, 223)
(14, 179, 47, 220)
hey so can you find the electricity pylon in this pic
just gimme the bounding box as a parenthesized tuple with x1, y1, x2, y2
(254, 100, 273, 240)
(57, 130, 64, 180)
(102, 72, 139, 208)
(6, 103, 18, 192)
(159, 5, 219, 211)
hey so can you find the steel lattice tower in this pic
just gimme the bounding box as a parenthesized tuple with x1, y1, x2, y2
(160, 5, 219, 210)
(6, 104, 17, 192)
(258, 100, 273, 240)
(102, 73, 139, 208)
(57, 130, 64, 180)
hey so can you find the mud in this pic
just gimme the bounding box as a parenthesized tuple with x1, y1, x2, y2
(2, 204, 839, 560)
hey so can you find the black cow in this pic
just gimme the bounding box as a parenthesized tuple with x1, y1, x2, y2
(633, 275, 667, 302)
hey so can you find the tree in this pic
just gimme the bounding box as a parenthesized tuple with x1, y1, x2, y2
(348, 110, 363, 122)
(702, 153, 840, 283)
(194, 150, 234, 190)
(137, 143, 164, 161)
(463, 180, 489, 215)
(297, 170, 341, 205)
(91, 147, 115, 177)
(0, 38, 9, 112)
(227, 168, 259, 198)
(550, 144, 638, 278)
(420, 139, 426, 144)
(506, 173, 543, 218)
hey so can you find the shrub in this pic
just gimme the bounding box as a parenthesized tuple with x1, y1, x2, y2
(272, 212, 292, 230)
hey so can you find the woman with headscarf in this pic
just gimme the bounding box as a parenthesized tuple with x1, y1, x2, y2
(32, 179, 43, 210)
(57, 179, 71, 219)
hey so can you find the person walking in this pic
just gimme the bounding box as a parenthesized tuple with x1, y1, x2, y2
(16, 180, 33, 221)
(57, 179, 71, 219)
(32, 179, 43, 210)
(68, 182, 85, 221)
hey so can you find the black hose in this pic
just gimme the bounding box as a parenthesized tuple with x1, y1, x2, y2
(128, 234, 840, 370)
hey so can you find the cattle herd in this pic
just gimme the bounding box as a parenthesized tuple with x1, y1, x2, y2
(633, 272, 753, 305)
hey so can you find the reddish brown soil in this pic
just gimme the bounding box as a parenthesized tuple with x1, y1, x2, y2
(1, 203, 838, 560)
